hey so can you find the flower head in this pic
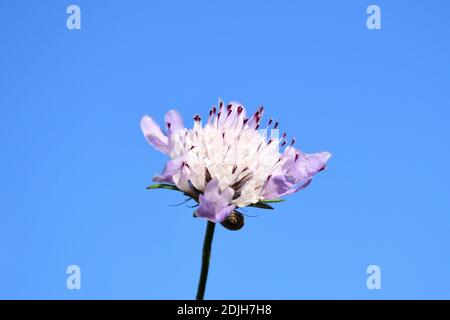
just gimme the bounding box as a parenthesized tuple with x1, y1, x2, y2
(141, 100, 331, 227)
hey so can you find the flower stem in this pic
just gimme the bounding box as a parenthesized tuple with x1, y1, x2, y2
(196, 220, 216, 300)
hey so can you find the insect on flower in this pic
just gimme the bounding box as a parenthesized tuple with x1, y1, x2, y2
(141, 99, 331, 231)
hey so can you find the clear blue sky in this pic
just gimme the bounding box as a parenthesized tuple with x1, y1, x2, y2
(1, 0, 449, 299)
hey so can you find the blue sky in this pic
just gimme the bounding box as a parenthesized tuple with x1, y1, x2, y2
(1, 0, 449, 299)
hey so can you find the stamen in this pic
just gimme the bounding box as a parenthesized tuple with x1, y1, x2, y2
(257, 174, 272, 192)
(205, 167, 212, 183)
(274, 121, 279, 129)
(230, 172, 254, 192)
(187, 180, 200, 196)
(256, 143, 262, 151)
(290, 137, 296, 146)
(208, 107, 216, 124)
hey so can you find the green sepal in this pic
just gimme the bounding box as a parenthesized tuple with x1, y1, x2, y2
(249, 202, 274, 210)
(248, 199, 285, 210)
(260, 199, 285, 203)
(146, 183, 181, 192)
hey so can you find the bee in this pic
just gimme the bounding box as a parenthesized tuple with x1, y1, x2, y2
(221, 211, 244, 231)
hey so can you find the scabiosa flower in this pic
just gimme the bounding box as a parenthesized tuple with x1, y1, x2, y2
(142, 99, 331, 225)
(141, 99, 331, 299)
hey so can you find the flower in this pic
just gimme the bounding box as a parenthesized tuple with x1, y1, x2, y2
(141, 99, 331, 225)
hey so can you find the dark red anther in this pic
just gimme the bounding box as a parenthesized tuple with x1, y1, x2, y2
(227, 104, 233, 111)
(282, 132, 286, 139)
(237, 106, 243, 114)
(274, 122, 279, 129)
(290, 138, 296, 146)
(193, 114, 201, 122)
(217, 112, 222, 119)
(267, 118, 273, 126)
(219, 101, 223, 109)
(255, 124, 260, 130)
(227, 109, 232, 117)
(167, 122, 172, 129)
(295, 152, 299, 161)
(281, 141, 287, 147)
(182, 161, 191, 169)
(243, 118, 249, 125)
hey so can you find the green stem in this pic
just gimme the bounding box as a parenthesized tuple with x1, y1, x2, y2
(196, 221, 216, 300)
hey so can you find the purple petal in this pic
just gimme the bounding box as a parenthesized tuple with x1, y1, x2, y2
(204, 178, 220, 199)
(262, 175, 293, 200)
(140, 115, 170, 154)
(288, 151, 331, 181)
(195, 179, 236, 222)
(263, 149, 331, 199)
(215, 204, 237, 222)
(153, 158, 183, 183)
(282, 178, 312, 197)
